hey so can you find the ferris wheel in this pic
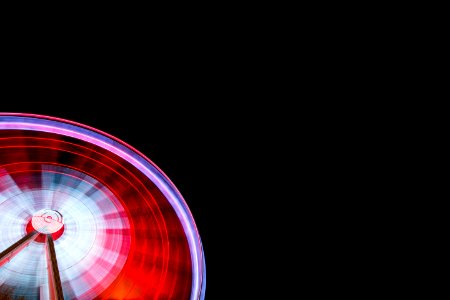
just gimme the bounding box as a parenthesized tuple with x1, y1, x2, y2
(0, 113, 206, 299)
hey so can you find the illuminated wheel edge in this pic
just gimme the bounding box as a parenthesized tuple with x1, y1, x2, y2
(0, 113, 206, 300)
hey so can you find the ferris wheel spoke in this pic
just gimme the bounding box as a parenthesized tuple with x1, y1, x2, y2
(45, 234, 64, 300)
(0, 231, 39, 267)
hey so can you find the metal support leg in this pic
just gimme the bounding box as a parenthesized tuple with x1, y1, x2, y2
(0, 231, 39, 267)
(46, 234, 64, 300)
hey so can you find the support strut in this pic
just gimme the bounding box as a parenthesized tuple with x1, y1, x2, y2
(0, 231, 39, 267)
(46, 234, 64, 300)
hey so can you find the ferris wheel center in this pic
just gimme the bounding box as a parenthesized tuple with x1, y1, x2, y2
(31, 209, 64, 234)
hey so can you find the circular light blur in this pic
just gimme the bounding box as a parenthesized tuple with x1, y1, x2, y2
(0, 113, 205, 300)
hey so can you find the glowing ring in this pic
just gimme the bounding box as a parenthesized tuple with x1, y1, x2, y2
(0, 113, 206, 299)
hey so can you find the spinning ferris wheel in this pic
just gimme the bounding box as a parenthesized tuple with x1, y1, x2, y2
(0, 113, 206, 299)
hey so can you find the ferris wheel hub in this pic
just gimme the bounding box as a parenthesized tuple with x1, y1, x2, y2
(31, 209, 64, 234)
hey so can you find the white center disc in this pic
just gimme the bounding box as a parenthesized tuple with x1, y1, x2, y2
(31, 209, 64, 234)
